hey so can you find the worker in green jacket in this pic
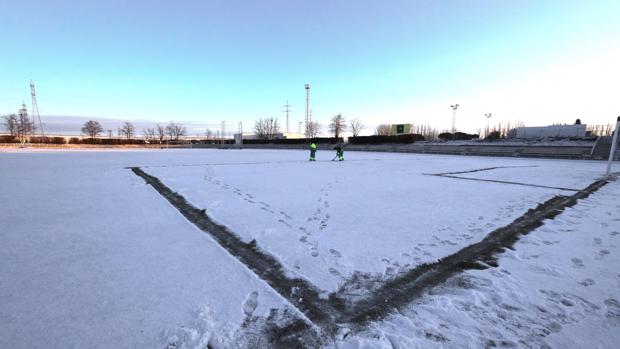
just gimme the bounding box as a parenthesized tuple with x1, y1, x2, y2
(309, 142, 317, 161)
(334, 142, 344, 161)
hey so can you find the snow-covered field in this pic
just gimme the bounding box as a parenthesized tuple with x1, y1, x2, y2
(0, 148, 618, 348)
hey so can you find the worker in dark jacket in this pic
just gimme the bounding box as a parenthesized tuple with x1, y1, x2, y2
(309, 142, 317, 161)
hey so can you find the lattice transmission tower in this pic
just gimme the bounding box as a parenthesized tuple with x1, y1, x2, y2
(30, 80, 45, 136)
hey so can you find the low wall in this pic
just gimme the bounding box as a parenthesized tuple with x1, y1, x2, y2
(0, 143, 189, 150)
(191, 143, 337, 150)
(2, 141, 610, 160)
(193, 142, 598, 160)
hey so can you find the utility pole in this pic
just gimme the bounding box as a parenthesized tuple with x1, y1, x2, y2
(450, 104, 459, 133)
(282, 100, 292, 134)
(305, 84, 311, 137)
(606, 116, 620, 177)
(30, 80, 44, 136)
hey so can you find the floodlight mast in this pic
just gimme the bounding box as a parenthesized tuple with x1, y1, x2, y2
(450, 104, 459, 133)
(305, 84, 311, 137)
(485, 113, 493, 137)
(605, 116, 620, 177)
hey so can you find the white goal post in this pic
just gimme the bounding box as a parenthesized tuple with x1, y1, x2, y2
(606, 116, 620, 177)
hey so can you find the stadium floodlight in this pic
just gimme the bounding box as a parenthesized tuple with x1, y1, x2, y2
(485, 113, 493, 137)
(605, 116, 620, 177)
(450, 104, 459, 133)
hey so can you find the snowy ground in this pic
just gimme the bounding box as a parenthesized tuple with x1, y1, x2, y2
(0, 148, 618, 348)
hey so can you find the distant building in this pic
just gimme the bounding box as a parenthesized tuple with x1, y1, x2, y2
(514, 124, 587, 139)
(234, 132, 304, 144)
(282, 132, 305, 139)
(389, 124, 412, 136)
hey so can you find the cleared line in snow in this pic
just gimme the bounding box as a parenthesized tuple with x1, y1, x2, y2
(425, 165, 539, 176)
(130, 167, 339, 336)
(436, 174, 580, 191)
(130, 165, 613, 347)
(425, 165, 580, 191)
(331, 176, 612, 328)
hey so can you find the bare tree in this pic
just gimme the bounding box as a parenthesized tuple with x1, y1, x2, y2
(308, 121, 321, 138)
(118, 121, 135, 139)
(81, 120, 103, 138)
(329, 114, 347, 138)
(205, 128, 214, 139)
(107, 129, 113, 138)
(15, 110, 34, 142)
(165, 121, 187, 141)
(413, 124, 439, 140)
(2, 114, 18, 136)
(254, 117, 281, 140)
(156, 124, 166, 143)
(142, 127, 156, 141)
(349, 118, 365, 137)
(375, 124, 391, 136)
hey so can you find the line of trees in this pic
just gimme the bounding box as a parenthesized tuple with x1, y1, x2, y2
(77, 120, 187, 143)
(2, 113, 35, 142)
(254, 117, 281, 140)
(252, 114, 354, 140)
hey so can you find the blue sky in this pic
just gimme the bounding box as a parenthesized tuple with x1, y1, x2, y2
(1, 0, 619, 135)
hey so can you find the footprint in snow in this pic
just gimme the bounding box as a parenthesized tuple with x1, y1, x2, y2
(310, 243, 319, 257)
(329, 248, 342, 258)
(242, 291, 259, 317)
(593, 237, 602, 245)
(278, 219, 292, 228)
(604, 299, 620, 325)
(578, 278, 595, 287)
(328, 268, 341, 276)
(596, 250, 610, 260)
(571, 258, 584, 268)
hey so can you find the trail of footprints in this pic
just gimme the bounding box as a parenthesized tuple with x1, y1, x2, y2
(204, 173, 344, 277)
